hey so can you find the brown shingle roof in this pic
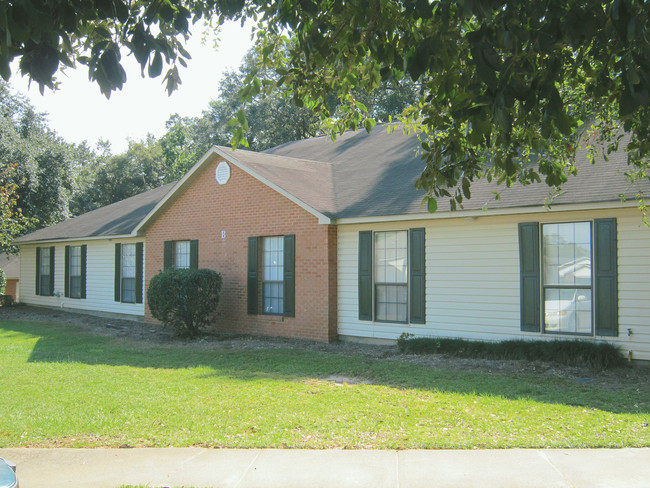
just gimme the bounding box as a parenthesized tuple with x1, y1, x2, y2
(14, 127, 650, 245)
(264, 127, 650, 217)
(14, 182, 175, 243)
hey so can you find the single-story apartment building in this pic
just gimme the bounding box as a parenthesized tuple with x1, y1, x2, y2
(14, 127, 650, 360)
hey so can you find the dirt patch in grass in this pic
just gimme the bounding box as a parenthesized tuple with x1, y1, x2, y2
(1, 305, 648, 391)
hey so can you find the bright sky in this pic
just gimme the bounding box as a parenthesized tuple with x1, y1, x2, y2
(9, 21, 253, 154)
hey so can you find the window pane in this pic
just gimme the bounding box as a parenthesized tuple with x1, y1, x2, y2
(376, 284, 408, 322)
(374, 231, 408, 285)
(262, 237, 284, 314)
(40, 275, 50, 296)
(40, 248, 50, 276)
(122, 277, 135, 303)
(70, 246, 81, 277)
(40, 248, 51, 295)
(544, 288, 592, 334)
(263, 282, 284, 314)
(263, 236, 284, 281)
(122, 244, 136, 278)
(70, 276, 81, 298)
(543, 222, 591, 287)
(174, 241, 190, 269)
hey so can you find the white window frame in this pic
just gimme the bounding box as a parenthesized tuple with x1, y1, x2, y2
(262, 236, 284, 315)
(68, 245, 82, 299)
(374, 230, 409, 323)
(541, 221, 593, 335)
(121, 243, 137, 304)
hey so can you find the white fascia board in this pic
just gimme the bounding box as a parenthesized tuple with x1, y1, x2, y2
(15, 234, 136, 245)
(133, 149, 220, 234)
(335, 200, 641, 225)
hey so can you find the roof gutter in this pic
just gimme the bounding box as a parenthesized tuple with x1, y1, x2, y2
(335, 199, 642, 225)
(14, 234, 139, 246)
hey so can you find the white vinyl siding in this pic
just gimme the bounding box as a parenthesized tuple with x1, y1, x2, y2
(19, 239, 145, 317)
(338, 207, 650, 361)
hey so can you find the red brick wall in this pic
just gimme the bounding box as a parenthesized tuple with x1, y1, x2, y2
(144, 157, 338, 342)
(5, 279, 17, 301)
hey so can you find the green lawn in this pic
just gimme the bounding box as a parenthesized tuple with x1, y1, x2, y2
(1, 319, 648, 449)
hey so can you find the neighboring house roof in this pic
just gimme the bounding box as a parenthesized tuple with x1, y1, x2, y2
(0, 253, 19, 279)
(14, 182, 176, 244)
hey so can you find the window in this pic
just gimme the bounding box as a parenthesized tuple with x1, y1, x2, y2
(262, 236, 284, 314)
(358, 228, 425, 324)
(164, 240, 198, 269)
(518, 219, 618, 337)
(247, 235, 295, 317)
(65, 245, 86, 299)
(114, 242, 144, 304)
(36, 246, 54, 296)
(174, 241, 191, 269)
(121, 243, 136, 303)
(374, 231, 408, 322)
(542, 222, 592, 334)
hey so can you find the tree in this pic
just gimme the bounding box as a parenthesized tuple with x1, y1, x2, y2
(90, 136, 166, 207)
(0, 163, 32, 253)
(7, 1, 650, 208)
(0, 83, 75, 230)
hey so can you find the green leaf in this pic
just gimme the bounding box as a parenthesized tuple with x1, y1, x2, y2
(148, 51, 163, 78)
(427, 197, 438, 213)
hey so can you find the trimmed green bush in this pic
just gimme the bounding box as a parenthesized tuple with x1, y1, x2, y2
(147, 267, 222, 337)
(0, 268, 5, 295)
(397, 333, 625, 370)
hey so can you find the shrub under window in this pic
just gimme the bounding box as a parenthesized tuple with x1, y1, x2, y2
(147, 267, 222, 337)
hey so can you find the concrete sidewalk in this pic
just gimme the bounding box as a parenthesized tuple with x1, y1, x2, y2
(1, 448, 649, 488)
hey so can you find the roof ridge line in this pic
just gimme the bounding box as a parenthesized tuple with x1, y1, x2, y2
(215, 145, 333, 166)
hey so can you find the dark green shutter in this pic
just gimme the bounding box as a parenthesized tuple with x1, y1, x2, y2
(518, 222, 541, 332)
(190, 239, 199, 269)
(409, 228, 426, 324)
(247, 237, 259, 314)
(114, 243, 122, 302)
(35, 247, 41, 295)
(49, 246, 55, 296)
(64, 245, 70, 298)
(163, 241, 172, 269)
(80, 245, 87, 299)
(283, 234, 295, 317)
(358, 231, 373, 321)
(594, 218, 618, 337)
(135, 242, 144, 304)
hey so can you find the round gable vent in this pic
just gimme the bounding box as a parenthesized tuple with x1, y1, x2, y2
(216, 161, 231, 184)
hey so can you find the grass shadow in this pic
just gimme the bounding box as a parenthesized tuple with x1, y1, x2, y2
(2, 319, 648, 416)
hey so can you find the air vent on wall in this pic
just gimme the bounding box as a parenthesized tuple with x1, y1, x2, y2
(215, 161, 231, 184)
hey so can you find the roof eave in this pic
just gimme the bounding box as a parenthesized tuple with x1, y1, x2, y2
(335, 199, 642, 224)
(14, 233, 137, 245)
